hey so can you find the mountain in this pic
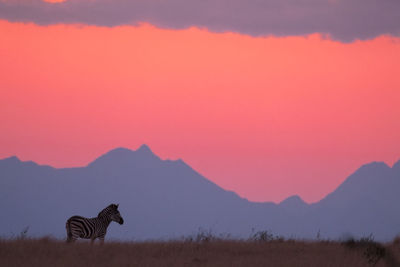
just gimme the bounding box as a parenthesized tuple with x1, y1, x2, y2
(308, 161, 400, 240)
(1, 145, 400, 241)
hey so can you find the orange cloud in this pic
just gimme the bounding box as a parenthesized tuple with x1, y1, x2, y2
(1, 20, 400, 203)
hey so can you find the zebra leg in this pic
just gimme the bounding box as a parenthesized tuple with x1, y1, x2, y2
(67, 236, 77, 243)
(98, 235, 105, 245)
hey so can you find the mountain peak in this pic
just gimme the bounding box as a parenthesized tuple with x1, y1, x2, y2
(88, 145, 159, 168)
(352, 161, 391, 178)
(0, 156, 21, 166)
(279, 195, 307, 208)
(137, 144, 152, 153)
(3, 156, 20, 162)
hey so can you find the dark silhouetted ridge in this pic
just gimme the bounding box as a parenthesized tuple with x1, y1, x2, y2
(1, 147, 400, 241)
(279, 195, 307, 208)
(356, 161, 390, 173)
(87, 145, 160, 168)
(0, 156, 21, 169)
(0, 156, 45, 168)
(1, 156, 20, 163)
(137, 144, 152, 153)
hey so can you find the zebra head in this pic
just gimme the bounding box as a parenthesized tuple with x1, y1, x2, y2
(98, 204, 124, 225)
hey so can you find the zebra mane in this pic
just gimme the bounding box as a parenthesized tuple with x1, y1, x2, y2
(97, 204, 118, 218)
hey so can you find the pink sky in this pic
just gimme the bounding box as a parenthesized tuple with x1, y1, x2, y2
(1, 20, 400, 203)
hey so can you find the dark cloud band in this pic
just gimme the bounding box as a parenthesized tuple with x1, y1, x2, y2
(1, 0, 399, 42)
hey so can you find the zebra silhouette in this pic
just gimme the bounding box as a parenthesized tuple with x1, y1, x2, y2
(66, 204, 124, 243)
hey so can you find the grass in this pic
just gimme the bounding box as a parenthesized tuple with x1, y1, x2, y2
(1, 236, 400, 267)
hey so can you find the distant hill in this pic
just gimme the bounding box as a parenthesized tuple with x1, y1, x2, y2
(0, 145, 399, 241)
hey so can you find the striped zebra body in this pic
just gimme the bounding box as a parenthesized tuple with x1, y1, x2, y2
(66, 204, 124, 243)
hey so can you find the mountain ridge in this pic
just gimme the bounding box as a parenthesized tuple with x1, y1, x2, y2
(1, 145, 400, 241)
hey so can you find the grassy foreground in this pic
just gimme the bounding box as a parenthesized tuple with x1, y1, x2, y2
(1, 238, 400, 267)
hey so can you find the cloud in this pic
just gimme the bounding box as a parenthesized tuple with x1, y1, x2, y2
(0, 0, 399, 42)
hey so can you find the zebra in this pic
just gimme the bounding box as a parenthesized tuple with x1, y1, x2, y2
(66, 203, 124, 243)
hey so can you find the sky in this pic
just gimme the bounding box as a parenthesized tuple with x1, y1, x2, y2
(1, 0, 400, 203)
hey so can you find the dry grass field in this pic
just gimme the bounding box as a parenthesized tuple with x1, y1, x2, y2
(1, 237, 400, 267)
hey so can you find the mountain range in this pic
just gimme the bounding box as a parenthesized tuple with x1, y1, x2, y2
(1, 145, 400, 241)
